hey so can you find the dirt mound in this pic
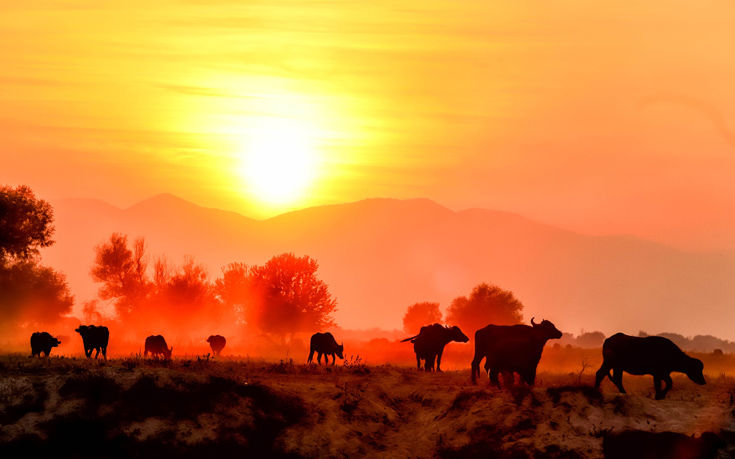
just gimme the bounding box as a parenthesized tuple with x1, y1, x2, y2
(1, 362, 305, 457)
(2, 356, 735, 457)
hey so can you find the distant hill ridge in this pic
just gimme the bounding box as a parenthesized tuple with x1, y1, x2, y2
(43, 195, 735, 339)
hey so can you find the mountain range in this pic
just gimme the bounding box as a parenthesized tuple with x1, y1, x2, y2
(42, 194, 735, 339)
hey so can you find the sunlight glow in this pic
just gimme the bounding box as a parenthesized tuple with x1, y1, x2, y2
(239, 116, 319, 205)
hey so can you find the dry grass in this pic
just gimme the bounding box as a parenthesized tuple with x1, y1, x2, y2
(1, 354, 735, 458)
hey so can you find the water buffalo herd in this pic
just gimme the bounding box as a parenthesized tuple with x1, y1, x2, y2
(29, 326, 225, 361)
(397, 318, 706, 400)
(28, 318, 708, 400)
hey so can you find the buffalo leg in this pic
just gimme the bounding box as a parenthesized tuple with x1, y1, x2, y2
(489, 368, 501, 387)
(94, 348, 100, 359)
(331, 353, 336, 365)
(425, 354, 436, 372)
(523, 367, 537, 386)
(436, 348, 444, 372)
(307, 348, 315, 363)
(102, 347, 107, 360)
(471, 355, 483, 384)
(654, 377, 664, 400)
(317, 352, 323, 365)
(416, 354, 421, 370)
(503, 371, 515, 387)
(595, 363, 610, 389)
(611, 368, 626, 393)
(661, 374, 673, 399)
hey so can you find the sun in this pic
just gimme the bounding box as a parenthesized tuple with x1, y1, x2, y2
(239, 116, 319, 206)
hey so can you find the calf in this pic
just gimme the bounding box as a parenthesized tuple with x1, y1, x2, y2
(308, 332, 343, 365)
(595, 333, 705, 400)
(75, 325, 109, 360)
(30, 332, 61, 357)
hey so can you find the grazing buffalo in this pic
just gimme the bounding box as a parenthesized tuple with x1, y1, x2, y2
(308, 332, 344, 365)
(75, 325, 109, 360)
(206, 335, 226, 356)
(471, 318, 562, 386)
(602, 430, 723, 459)
(401, 324, 469, 372)
(595, 333, 705, 400)
(144, 335, 173, 360)
(30, 332, 61, 358)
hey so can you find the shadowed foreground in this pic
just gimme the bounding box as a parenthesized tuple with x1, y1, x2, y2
(1, 355, 735, 458)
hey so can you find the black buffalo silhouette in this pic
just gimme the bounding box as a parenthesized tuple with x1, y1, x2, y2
(308, 332, 343, 365)
(206, 335, 226, 356)
(30, 332, 61, 358)
(75, 325, 109, 360)
(401, 323, 469, 372)
(595, 333, 706, 400)
(144, 335, 172, 360)
(602, 430, 723, 459)
(471, 318, 562, 386)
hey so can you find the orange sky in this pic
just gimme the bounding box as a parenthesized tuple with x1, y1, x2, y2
(2, 0, 735, 250)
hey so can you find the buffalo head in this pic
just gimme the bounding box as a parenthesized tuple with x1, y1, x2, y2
(52, 337, 61, 347)
(685, 357, 706, 385)
(531, 317, 563, 340)
(75, 325, 89, 336)
(447, 325, 470, 343)
(164, 346, 173, 360)
(337, 343, 344, 359)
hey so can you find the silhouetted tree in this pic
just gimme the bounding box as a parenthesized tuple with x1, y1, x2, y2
(149, 256, 220, 329)
(0, 186, 73, 329)
(0, 261, 73, 326)
(402, 302, 442, 334)
(90, 233, 149, 318)
(0, 185, 54, 264)
(246, 253, 336, 338)
(81, 300, 103, 323)
(445, 283, 523, 332)
(657, 332, 689, 350)
(214, 262, 250, 324)
(576, 331, 606, 348)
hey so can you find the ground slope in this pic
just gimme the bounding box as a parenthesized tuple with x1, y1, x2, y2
(2, 356, 735, 458)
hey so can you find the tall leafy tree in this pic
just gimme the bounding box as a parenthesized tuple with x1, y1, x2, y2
(245, 253, 337, 337)
(402, 302, 442, 334)
(0, 185, 54, 264)
(446, 283, 523, 332)
(0, 185, 73, 328)
(90, 233, 149, 318)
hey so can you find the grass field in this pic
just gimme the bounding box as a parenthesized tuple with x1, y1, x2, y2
(1, 354, 734, 458)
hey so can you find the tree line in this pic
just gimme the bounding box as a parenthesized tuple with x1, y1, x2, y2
(3, 184, 735, 354)
(88, 233, 337, 340)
